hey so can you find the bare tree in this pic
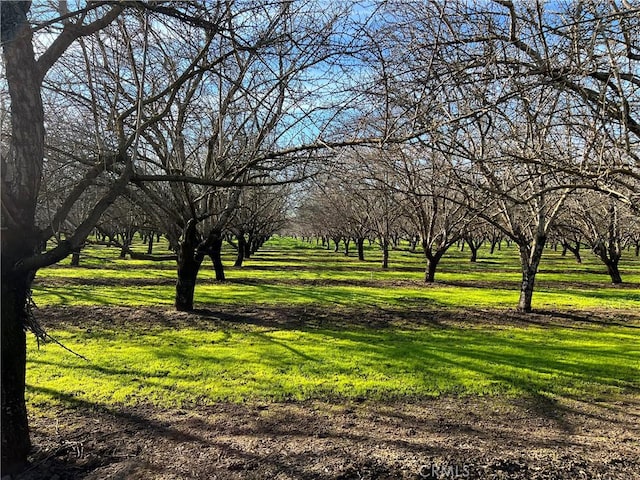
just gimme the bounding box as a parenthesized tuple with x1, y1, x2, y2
(389, 144, 472, 282)
(229, 185, 291, 267)
(561, 192, 636, 283)
(2, 3, 127, 471)
(0, 0, 364, 471)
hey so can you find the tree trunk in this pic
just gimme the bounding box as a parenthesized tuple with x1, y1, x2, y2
(1, 268, 33, 475)
(604, 260, 622, 284)
(2, 4, 43, 471)
(356, 237, 365, 261)
(234, 234, 246, 267)
(574, 250, 582, 264)
(2, 2, 126, 474)
(381, 238, 389, 269)
(175, 220, 202, 311)
(210, 234, 225, 281)
(147, 234, 154, 255)
(344, 237, 351, 256)
(70, 248, 81, 266)
(518, 268, 536, 313)
(2, 230, 38, 474)
(244, 235, 252, 259)
(516, 234, 546, 313)
(175, 256, 200, 311)
(425, 257, 438, 282)
(424, 249, 444, 283)
(593, 238, 623, 284)
(563, 241, 582, 264)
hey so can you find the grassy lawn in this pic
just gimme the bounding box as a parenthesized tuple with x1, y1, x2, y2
(27, 236, 640, 410)
(27, 319, 640, 408)
(33, 236, 640, 309)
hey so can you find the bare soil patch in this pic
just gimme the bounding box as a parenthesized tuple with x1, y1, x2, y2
(38, 304, 640, 332)
(17, 306, 640, 479)
(18, 396, 640, 480)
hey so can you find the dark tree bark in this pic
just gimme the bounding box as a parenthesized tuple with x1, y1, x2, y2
(70, 248, 81, 266)
(356, 237, 365, 261)
(488, 229, 502, 254)
(516, 233, 546, 313)
(562, 240, 582, 264)
(1, 249, 35, 475)
(118, 229, 134, 259)
(147, 234, 154, 255)
(464, 235, 484, 263)
(604, 260, 623, 284)
(175, 220, 204, 311)
(409, 236, 419, 252)
(333, 236, 341, 253)
(381, 237, 389, 269)
(591, 203, 623, 284)
(209, 233, 225, 281)
(518, 266, 537, 313)
(593, 241, 623, 284)
(174, 190, 240, 309)
(234, 233, 247, 267)
(244, 235, 252, 259)
(1, 3, 45, 472)
(424, 249, 445, 283)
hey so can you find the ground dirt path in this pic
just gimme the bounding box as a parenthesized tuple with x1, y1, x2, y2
(18, 395, 640, 479)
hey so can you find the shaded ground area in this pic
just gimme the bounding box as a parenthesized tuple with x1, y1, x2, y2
(36, 304, 640, 331)
(18, 396, 640, 479)
(17, 306, 640, 479)
(33, 274, 640, 292)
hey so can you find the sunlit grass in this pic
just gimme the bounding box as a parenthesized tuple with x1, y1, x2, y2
(32, 282, 640, 310)
(33, 236, 640, 310)
(26, 322, 640, 408)
(26, 237, 640, 410)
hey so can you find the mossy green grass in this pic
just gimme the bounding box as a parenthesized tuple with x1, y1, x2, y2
(33, 237, 640, 310)
(27, 236, 640, 410)
(27, 322, 640, 408)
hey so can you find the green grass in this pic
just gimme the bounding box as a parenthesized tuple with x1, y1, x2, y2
(27, 322, 640, 408)
(26, 236, 640, 410)
(31, 282, 640, 310)
(33, 237, 640, 310)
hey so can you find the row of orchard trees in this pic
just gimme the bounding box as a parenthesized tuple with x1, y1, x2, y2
(55, 184, 291, 275)
(2, 0, 639, 473)
(294, 147, 640, 287)
(2, 1, 364, 471)
(296, 0, 640, 313)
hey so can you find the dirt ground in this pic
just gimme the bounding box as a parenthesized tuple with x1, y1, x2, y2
(15, 306, 640, 479)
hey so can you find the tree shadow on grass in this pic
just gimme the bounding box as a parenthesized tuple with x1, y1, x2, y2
(25, 305, 640, 478)
(533, 309, 640, 329)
